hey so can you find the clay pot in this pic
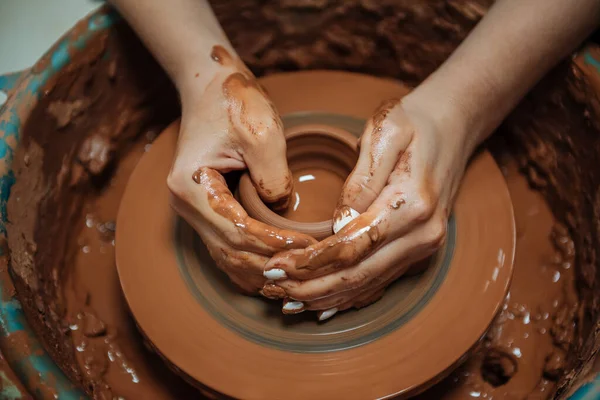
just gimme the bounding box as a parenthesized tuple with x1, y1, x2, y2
(237, 124, 358, 240)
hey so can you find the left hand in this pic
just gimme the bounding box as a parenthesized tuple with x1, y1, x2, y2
(168, 47, 316, 296)
(261, 96, 474, 319)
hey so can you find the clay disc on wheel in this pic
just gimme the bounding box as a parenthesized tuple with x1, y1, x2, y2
(116, 71, 515, 399)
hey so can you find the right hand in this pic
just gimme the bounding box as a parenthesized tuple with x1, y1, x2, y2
(167, 46, 316, 295)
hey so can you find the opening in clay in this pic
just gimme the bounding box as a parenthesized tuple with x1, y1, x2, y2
(284, 168, 344, 222)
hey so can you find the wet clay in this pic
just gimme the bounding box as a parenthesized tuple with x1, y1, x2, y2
(238, 124, 359, 240)
(419, 156, 578, 399)
(116, 110, 514, 398)
(4, 1, 600, 398)
(282, 167, 344, 223)
(63, 139, 199, 398)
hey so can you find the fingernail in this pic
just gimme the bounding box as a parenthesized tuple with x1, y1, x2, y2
(318, 308, 338, 321)
(333, 207, 360, 234)
(282, 300, 304, 314)
(263, 268, 287, 280)
(261, 283, 286, 299)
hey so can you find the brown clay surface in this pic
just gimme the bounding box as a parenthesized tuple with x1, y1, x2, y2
(0, 350, 30, 399)
(63, 135, 199, 399)
(116, 71, 515, 399)
(56, 127, 578, 399)
(283, 167, 344, 222)
(418, 155, 578, 399)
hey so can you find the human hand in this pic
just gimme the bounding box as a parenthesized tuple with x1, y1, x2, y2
(262, 96, 473, 319)
(167, 47, 316, 295)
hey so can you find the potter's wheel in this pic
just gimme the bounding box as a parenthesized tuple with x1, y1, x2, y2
(115, 71, 516, 399)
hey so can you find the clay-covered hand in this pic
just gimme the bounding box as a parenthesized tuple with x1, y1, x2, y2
(263, 97, 472, 318)
(167, 47, 316, 295)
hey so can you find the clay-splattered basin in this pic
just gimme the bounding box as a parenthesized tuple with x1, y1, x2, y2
(0, 7, 118, 399)
(1, 4, 600, 400)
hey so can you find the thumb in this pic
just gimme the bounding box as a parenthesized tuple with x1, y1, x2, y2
(243, 127, 293, 211)
(334, 100, 412, 225)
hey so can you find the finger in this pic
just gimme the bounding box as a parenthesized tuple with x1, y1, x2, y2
(265, 211, 385, 280)
(307, 246, 435, 311)
(334, 99, 412, 217)
(265, 187, 426, 281)
(199, 226, 269, 277)
(286, 236, 441, 319)
(264, 153, 445, 281)
(282, 298, 306, 315)
(338, 287, 386, 312)
(227, 271, 266, 295)
(171, 167, 316, 256)
(404, 258, 431, 276)
(224, 73, 294, 210)
(316, 288, 386, 322)
(243, 121, 294, 211)
(260, 282, 287, 299)
(313, 251, 433, 321)
(278, 225, 435, 302)
(198, 227, 268, 294)
(265, 147, 433, 280)
(308, 212, 445, 320)
(280, 261, 395, 316)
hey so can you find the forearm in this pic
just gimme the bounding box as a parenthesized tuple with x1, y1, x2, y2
(109, 0, 235, 95)
(406, 0, 600, 153)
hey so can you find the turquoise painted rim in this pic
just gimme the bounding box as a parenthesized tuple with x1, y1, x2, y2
(0, 4, 599, 399)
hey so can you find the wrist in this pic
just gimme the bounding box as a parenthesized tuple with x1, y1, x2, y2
(402, 86, 478, 157)
(175, 57, 221, 101)
(175, 45, 245, 102)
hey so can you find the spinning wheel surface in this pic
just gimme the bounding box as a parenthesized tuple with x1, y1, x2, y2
(116, 71, 515, 399)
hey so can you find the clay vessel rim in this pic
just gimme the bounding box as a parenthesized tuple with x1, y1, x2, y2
(238, 123, 358, 233)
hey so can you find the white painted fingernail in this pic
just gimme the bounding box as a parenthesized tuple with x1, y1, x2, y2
(264, 268, 287, 280)
(318, 308, 338, 321)
(333, 207, 360, 233)
(282, 301, 304, 313)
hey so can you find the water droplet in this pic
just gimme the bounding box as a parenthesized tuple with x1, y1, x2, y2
(146, 130, 157, 142)
(552, 270, 561, 283)
(293, 192, 300, 211)
(298, 174, 315, 182)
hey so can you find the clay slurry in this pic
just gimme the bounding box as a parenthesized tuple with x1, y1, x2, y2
(282, 167, 345, 223)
